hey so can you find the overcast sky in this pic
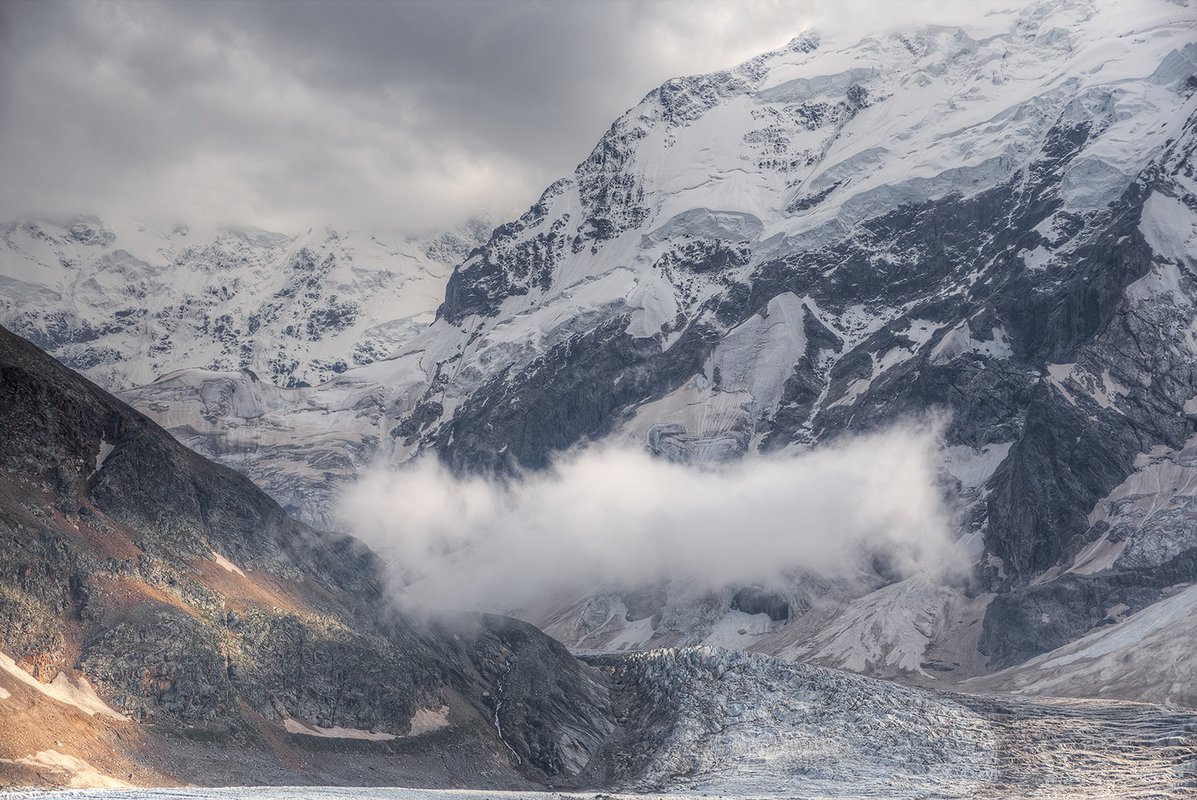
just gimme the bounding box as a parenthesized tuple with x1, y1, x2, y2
(0, 0, 1017, 234)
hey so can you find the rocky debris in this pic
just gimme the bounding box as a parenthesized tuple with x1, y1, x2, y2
(0, 585, 65, 680)
(81, 606, 230, 724)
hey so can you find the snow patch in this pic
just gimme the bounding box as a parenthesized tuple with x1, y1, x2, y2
(784, 577, 953, 675)
(282, 718, 397, 741)
(1139, 189, 1197, 266)
(0, 651, 127, 721)
(1044, 362, 1126, 410)
(709, 291, 808, 420)
(605, 616, 658, 651)
(701, 609, 777, 650)
(0, 750, 132, 789)
(941, 442, 1013, 489)
(89, 438, 114, 478)
(929, 322, 1013, 364)
(281, 705, 448, 741)
(210, 550, 245, 577)
(1019, 244, 1053, 270)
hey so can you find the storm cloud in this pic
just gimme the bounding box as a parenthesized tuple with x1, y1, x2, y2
(0, 0, 1020, 233)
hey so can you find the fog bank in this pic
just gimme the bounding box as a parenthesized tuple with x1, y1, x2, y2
(339, 423, 962, 612)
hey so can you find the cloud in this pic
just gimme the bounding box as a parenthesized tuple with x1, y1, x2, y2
(338, 421, 965, 613)
(0, 0, 1032, 233)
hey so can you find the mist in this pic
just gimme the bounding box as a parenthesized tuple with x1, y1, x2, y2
(338, 422, 964, 613)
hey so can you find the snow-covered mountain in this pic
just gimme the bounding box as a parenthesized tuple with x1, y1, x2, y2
(6, 325, 1192, 794)
(0, 215, 491, 390)
(96, 0, 1197, 698)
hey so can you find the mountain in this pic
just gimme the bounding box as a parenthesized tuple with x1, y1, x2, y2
(0, 215, 491, 390)
(10, 326, 1194, 796)
(36, 0, 1197, 701)
(0, 324, 615, 788)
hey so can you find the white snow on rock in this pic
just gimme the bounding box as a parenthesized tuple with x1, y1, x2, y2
(1140, 190, 1197, 266)
(209, 550, 245, 577)
(282, 718, 398, 742)
(0, 652, 127, 721)
(709, 292, 809, 422)
(91, 439, 114, 477)
(0, 215, 491, 390)
(700, 609, 779, 650)
(0, 750, 131, 789)
(1068, 434, 1197, 575)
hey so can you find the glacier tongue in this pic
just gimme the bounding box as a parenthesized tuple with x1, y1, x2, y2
(594, 646, 1197, 797)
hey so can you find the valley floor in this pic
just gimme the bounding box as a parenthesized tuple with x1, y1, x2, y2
(6, 655, 1196, 798)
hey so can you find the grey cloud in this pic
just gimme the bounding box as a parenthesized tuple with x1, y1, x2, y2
(0, 0, 819, 231)
(0, 0, 1019, 233)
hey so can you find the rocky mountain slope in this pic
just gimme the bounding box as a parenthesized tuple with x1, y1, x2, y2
(22, 0, 1197, 710)
(0, 324, 615, 789)
(0, 215, 490, 390)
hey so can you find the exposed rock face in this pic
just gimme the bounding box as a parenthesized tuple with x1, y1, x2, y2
(730, 587, 790, 621)
(433, 315, 718, 472)
(0, 325, 615, 786)
(468, 616, 614, 778)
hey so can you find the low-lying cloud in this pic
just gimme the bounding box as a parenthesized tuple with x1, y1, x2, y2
(339, 422, 963, 613)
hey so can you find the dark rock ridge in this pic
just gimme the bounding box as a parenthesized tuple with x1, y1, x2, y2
(0, 324, 614, 786)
